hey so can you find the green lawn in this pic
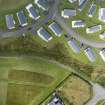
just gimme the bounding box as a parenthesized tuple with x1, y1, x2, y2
(0, 0, 33, 13)
(0, 56, 71, 105)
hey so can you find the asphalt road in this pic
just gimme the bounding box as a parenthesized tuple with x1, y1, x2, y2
(55, 14, 105, 49)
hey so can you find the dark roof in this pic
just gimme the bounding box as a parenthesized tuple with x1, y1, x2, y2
(49, 22, 62, 36)
(88, 4, 96, 17)
(68, 39, 80, 53)
(100, 8, 105, 21)
(17, 11, 27, 26)
(84, 48, 96, 62)
(37, 0, 49, 10)
(78, 0, 88, 11)
(5, 15, 15, 29)
(48, 97, 64, 105)
(29, 6, 39, 19)
(38, 27, 52, 41)
(73, 20, 85, 26)
(63, 9, 76, 17)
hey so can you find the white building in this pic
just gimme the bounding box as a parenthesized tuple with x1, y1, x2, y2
(72, 20, 85, 28)
(84, 48, 96, 62)
(17, 10, 28, 27)
(26, 4, 40, 20)
(79, 0, 86, 6)
(99, 49, 105, 62)
(61, 9, 76, 18)
(99, 32, 105, 39)
(48, 96, 64, 105)
(68, 39, 80, 53)
(88, 4, 96, 17)
(78, 0, 88, 11)
(49, 22, 62, 37)
(86, 25, 102, 34)
(99, 8, 105, 22)
(5, 15, 15, 30)
(37, 27, 52, 42)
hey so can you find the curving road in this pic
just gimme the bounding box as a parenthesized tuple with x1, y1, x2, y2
(1, 0, 105, 48)
(54, 13, 105, 49)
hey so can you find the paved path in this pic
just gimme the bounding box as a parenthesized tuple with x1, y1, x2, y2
(86, 83, 105, 105)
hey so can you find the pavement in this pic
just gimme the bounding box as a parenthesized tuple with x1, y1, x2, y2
(86, 83, 105, 105)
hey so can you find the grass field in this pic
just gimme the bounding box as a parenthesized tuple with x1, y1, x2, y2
(8, 70, 54, 85)
(58, 75, 91, 105)
(0, 56, 71, 105)
(0, 0, 33, 12)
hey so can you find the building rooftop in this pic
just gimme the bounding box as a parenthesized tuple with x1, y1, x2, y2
(26, 4, 40, 20)
(37, 27, 52, 42)
(35, 0, 49, 11)
(99, 8, 105, 22)
(84, 48, 96, 62)
(5, 14, 15, 30)
(79, 0, 85, 6)
(86, 25, 102, 34)
(68, 39, 80, 53)
(78, 0, 88, 11)
(88, 4, 96, 17)
(72, 20, 85, 28)
(17, 10, 27, 27)
(99, 31, 105, 39)
(61, 9, 76, 18)
(68, 0, 77, 3)
(49, 22, 62, 37)
(48, 96, 64, 105)
(99, 49, 105, 62)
